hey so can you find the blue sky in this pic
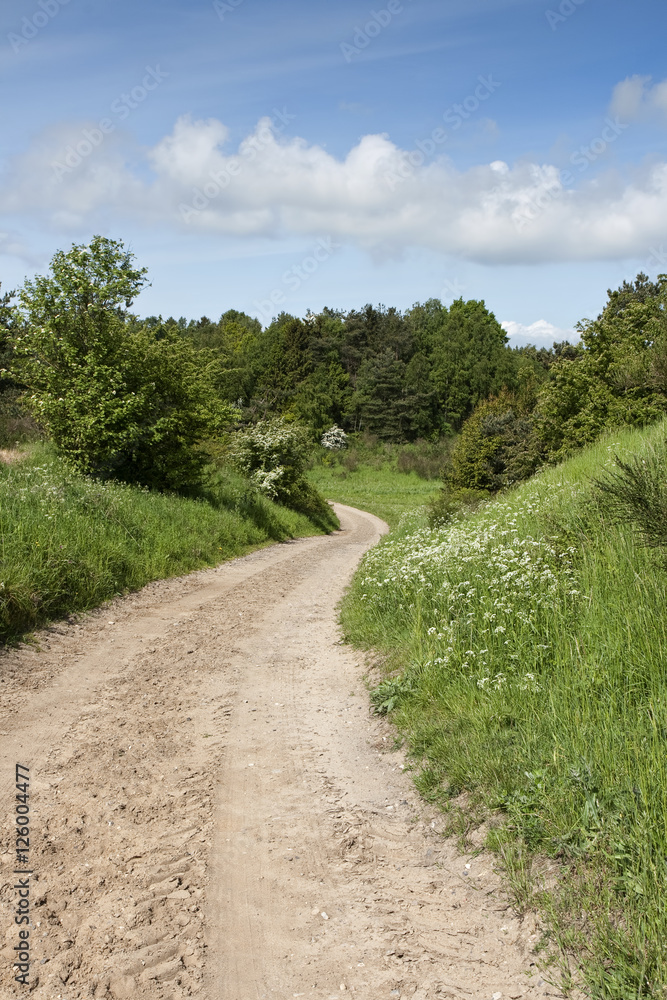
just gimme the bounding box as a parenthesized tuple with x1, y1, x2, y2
(1, 0, 667, 343)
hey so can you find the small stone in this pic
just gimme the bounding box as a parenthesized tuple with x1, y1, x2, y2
(321, 912, 329, 920)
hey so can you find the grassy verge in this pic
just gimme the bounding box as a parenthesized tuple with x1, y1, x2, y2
(308, 437, 447, 529)
(0, 444, 337, 642)
(341, 419, 667, 998)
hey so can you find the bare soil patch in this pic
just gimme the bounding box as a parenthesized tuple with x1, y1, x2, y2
(0, 449, 26, 465)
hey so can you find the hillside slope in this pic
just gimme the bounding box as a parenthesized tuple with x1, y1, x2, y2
(341, 418, 667, 998)
(0, 445, 336, 642)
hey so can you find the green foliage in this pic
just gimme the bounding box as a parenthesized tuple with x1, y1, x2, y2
(349, 349, 408, 439)
(308, 436, 443, 528)
(427, 298, 516, 430)
(395, 436, 455, 480)
(9, 236, 235, 491)
(293, 355, 352, 434)
(232, 417, 335, 525)
(593, 440, 667, 556)
(0, 281, 15, 386)
(0, 390, 41, 449)
(0, 445, 334, 643)
(370, 671, 417, 715)
(341, 419, 667, 996)
(537, 273, 667, 460)
(252, 315, 314, 414)
(427, 486, 489, 527)
(446, 388, 544, 492)
(173, 298, 535, 443)
(0, 283, 41, 447)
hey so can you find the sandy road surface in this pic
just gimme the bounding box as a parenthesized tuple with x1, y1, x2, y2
(0, 504, 562, 1000)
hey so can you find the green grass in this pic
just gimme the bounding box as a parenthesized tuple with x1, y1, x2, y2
(309, 462, 439, 528)
(308, 438, 447, 528)
(341, 419, 667, 998)
(0, 444, 337, 642)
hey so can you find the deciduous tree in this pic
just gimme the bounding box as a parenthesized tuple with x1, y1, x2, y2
(10, 236, 235, 490)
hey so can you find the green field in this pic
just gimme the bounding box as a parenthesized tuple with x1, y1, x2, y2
(0, 445, 337, 642)
(341, 419, 667, 998)
(309, 463, 439, 528)
(308, 444, 444, 529)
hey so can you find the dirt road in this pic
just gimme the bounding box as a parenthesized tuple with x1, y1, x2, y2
(0, 504, 560, 1000)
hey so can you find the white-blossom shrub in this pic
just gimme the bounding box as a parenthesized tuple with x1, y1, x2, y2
(232, 418, 329, 517)
(321, 425, 348, 451)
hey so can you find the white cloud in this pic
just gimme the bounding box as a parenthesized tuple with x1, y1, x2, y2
(2, 112, 667, 265)
(502, 319, 578, 346)
(609, 75, 667, 124)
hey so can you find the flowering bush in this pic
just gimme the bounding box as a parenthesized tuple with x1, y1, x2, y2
(233, 418, 332, 520)
(321, 425, 348, 450)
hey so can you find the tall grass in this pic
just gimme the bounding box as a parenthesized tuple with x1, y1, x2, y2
(0, 445, 335, 642)
(341, 419, 667, 998)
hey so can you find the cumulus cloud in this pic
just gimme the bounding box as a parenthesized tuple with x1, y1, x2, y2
(609, 75, 667, 124)
(501, 319, 578, 347)
(2, 111, 667, 264)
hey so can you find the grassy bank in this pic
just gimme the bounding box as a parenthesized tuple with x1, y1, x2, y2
(0, 445, 337, 642)
(341, 419, 667, 998)
(308, 437, 447, 528)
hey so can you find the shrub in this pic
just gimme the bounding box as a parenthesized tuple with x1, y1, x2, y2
(447, 389, 544, 493)
(0, 389, 41, 448)
(536, 274, 667, 460)
(321, 425, 348, 450)
(233, 417, 334, 523)
(593, 440, 667, 556)
(396, 437, 455, 480)
(427, 486, 489, 527)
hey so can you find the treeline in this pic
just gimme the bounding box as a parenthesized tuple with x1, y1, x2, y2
(146, 271, 667, 493)
(2, 234, 666, 501)
(140, 299, 557, 440)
